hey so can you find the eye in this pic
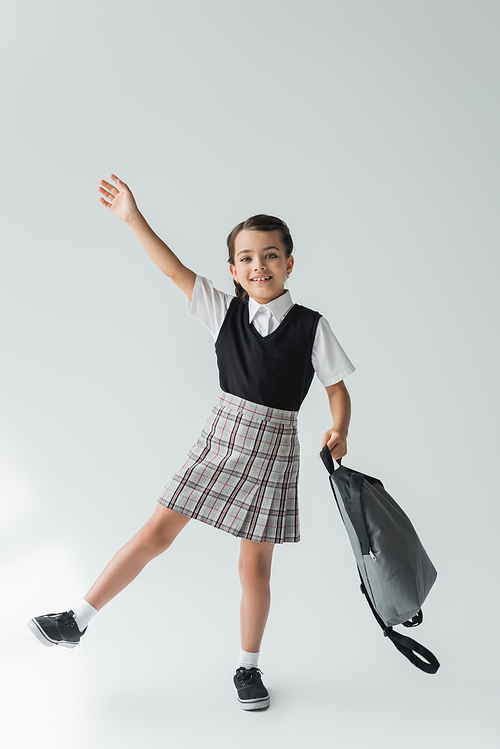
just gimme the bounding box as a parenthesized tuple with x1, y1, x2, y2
(265, 253, 277, 259)
(240, 256, 251, 262)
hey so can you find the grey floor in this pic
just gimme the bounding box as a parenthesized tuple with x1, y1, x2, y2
(6, 625, 497, 749)
(5, 521, 498, 749)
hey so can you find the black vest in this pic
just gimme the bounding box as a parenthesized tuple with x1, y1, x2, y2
(215, 297, 322, 411)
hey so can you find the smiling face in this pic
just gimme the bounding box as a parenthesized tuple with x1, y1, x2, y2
(229, 229, 294, 305)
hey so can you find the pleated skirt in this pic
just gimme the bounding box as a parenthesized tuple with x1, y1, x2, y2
(158, 392, 300, 543)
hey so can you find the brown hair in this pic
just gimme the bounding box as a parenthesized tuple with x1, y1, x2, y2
(226, 214, 294, 302)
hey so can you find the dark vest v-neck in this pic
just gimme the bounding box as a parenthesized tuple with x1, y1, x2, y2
(215, 297, 322, 411)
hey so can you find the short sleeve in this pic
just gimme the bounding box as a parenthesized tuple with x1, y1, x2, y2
(187, 275, 235, 339)
(312, 316, 356, 387)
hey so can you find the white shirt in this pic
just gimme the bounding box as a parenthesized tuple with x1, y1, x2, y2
(187, 275, 356, 387)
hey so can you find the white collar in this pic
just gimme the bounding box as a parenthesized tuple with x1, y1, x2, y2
(248, 290, 294, 324)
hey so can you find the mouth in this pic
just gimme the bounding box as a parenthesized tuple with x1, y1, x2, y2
(251, 276, 272, 283)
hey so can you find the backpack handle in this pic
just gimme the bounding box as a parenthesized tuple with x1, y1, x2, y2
(319, 444, 342, 474)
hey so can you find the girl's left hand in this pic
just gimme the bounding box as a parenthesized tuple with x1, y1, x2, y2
(320, 428, 347, 461)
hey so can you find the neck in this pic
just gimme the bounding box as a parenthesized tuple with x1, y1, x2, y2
(248, 288, 288, 305)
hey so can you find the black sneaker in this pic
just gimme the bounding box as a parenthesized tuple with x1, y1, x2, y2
(233, 667, 270, 710)
(27, 610, 86, 649)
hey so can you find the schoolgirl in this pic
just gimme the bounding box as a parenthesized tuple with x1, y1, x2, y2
(28, 175, 355, 711)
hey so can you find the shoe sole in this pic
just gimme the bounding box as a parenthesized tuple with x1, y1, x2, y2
(237, 696, 270, 710)
(26, 619, 79, 649)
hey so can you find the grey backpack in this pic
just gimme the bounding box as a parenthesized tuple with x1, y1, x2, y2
(320, 446, 439, 674)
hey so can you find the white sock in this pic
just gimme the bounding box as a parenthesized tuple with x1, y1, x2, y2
(237, 648, 260, 670)
(72, 599, 98, 632)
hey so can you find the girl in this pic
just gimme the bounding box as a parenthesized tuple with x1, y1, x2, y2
(28, 175, 355, 711)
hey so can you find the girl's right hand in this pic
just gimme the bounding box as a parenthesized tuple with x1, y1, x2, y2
(98, 174, 140, 224)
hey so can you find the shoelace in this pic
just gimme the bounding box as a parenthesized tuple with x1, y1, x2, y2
(55, 611, 77, 628)
(236, 667, 264, 686)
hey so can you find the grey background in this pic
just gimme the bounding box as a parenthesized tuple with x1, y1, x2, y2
(1, 1, 498, 747)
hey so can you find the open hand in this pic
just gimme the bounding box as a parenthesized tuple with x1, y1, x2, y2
(98, 174, 140, 224)
(320, 428, 347, 461)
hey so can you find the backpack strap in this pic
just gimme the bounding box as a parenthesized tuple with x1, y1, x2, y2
(401, 611, 423, 627)
(319, 445, 340, 473)
(384, 627, 440, 674)
(359, 576, 440, 674)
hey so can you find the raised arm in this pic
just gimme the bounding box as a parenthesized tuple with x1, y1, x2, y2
(99, 174, 196, 299)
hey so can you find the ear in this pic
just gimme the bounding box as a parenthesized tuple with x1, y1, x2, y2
(286, 255, 294, 276)
(229, 263, 238, 282)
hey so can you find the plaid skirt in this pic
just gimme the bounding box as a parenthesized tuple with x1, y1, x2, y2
(158, 392, 300, 543)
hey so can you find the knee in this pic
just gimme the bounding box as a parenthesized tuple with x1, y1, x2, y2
(139, 516, 175, 558)
(239, 556, 271, 590)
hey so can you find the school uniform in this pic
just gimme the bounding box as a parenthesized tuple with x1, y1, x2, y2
(158, 275, 355, 544)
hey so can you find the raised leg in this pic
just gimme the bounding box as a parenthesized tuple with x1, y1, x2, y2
(84, 505, 191, 610)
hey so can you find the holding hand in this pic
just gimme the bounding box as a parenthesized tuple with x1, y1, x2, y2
(320, 428, 347, 462)
(98, 174, 140, 224)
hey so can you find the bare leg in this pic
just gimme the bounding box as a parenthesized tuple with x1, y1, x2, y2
(84, 505, 190, 610)
(238, 538, 275, 653)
